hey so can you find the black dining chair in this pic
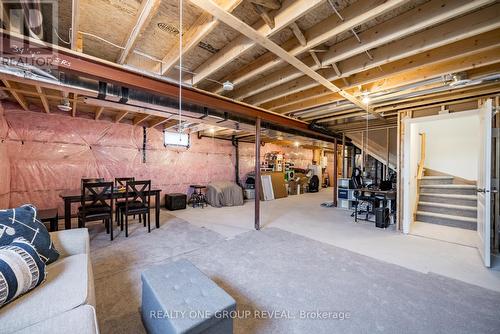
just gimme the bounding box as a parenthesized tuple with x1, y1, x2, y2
(114, 177, 135, 225)
(120, 180, 151, 237)
(81, 178, 104, 188)
(78, 181, 114, 240)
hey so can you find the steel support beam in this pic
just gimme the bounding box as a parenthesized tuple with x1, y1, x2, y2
(255, 117, 261, 230)
(0, 30, 338, 142)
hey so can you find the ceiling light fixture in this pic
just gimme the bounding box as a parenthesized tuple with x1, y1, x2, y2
(362, 93, 371, 105)
(222, 81, 234, 91)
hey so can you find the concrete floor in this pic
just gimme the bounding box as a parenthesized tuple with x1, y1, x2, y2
(170, 188, 500, 292)
(410, 221, 478, 247)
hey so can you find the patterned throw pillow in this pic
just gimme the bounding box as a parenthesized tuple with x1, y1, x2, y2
(0, 237, 47, 307)
(0, 205, 59, 264)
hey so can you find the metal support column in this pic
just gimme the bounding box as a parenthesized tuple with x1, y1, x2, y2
(333, 138, 338, 207)
(254, 117, 261, 230)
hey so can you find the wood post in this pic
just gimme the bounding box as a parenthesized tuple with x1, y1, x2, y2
(341, 133, 346, 178)
(333, 138, 338, 207)
(254, 117, 261, 230)
(386, 128, 390, 179)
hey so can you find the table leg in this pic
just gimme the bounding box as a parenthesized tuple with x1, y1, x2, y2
(155, 192, 160, 228)
(64, 199, 71, 230)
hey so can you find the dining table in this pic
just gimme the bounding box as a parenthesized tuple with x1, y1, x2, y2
(59, 188, 162, 230)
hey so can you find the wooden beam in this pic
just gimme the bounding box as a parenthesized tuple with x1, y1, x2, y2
(148, 117, 173, 128)
(71, 0, 80, 50)
(289, 22, 306, 46)
(117, 0, 161, 64)
(0, 30, 340, 142)
(190, 0, 324, 85)
(252, 29, 500, 110)
(212, 0, 409, 94)
(189, 0, 379, 118)
(133, 114, 151, 125)
(95, 106, 104, 120)
(35, 85, 50, 113)
(249, 0, 281, 10)
(154, 0, 243, 75)
(309, 50, 321, 68)
(2, 80, 28, 110)
(234, 2, 500, 102)
(71, 93, 78, 117)
(253, 4, 274, 29)
(115, 110, 128, 123)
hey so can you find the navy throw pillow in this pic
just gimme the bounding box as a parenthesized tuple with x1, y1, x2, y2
(0, 205, 59, 264)
(0, 237, 47, 307)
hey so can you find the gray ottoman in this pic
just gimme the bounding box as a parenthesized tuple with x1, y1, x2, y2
(141, 259, 236, 334)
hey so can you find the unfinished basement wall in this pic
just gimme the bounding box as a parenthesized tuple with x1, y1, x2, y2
(0, 103, 10, 208)
(238, 142, 314, 184)
(0, 102, 236, 213)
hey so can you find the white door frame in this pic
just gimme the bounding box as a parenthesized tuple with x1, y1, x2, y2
(402, 109, 481, 234)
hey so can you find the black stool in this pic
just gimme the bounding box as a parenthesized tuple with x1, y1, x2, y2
(189, 185, 207, 208)
(38, 208, 59, 232)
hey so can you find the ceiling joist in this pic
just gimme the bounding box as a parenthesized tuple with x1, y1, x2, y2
(189, 0, 381, 119)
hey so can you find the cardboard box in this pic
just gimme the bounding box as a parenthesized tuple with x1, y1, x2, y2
(260, 172, 288, 199)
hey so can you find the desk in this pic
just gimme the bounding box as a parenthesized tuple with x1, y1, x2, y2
(59, 189, 162, 230)
(354, 188, 396, 223)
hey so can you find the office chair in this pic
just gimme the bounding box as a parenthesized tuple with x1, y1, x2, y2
(351, 168, 376, 222)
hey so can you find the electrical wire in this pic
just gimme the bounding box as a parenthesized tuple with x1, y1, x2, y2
(79, 31, 125, 50)
(53, 28, 71, 45)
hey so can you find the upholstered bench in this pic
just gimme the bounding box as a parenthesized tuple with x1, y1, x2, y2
(141, 259, 236, 334)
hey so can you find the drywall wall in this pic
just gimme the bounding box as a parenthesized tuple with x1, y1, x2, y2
(416, 113, 480, 180)
(0, 104, 10, 208)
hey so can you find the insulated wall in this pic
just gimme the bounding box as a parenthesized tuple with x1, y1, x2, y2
(0, 102, 235, 213)
(238, 142, 314, 184)
(0, 104, 10, 208)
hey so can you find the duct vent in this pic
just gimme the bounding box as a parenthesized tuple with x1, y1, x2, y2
(198, 41, 219, 54)
(157, 23, 179, 35)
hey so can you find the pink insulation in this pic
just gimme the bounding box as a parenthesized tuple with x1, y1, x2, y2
(0, 102, 236, 213)
(0, 104, 10, 208)
(238, 142, 314, 184)
(0, 102, 316, 214)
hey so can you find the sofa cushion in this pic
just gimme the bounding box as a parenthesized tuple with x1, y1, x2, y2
(0, 205, 59, 264)
(13, 305, 99, 334)
(0, 238, 46, 307)
(0, 253, 93, 333)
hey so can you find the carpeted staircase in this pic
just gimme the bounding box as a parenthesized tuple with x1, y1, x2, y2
(416, 174, 477, 230)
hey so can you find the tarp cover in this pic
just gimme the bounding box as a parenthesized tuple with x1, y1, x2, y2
(206, 181, 244, 208)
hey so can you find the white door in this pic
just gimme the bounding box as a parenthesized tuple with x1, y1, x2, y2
(477, 99, 493, 267)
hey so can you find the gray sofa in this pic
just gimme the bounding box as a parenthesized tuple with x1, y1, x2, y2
(0, 228, 99, 334)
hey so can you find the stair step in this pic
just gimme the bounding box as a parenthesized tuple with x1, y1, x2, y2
(419, 193, 477, 207)
(420, 176, 454, 185)
(416, 210, 477, 230)
(418, 202, 476, 211)
(418, 202, 477, 218)
(420, 184, 476, 195)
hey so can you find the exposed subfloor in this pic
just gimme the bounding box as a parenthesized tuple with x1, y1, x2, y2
(170, 188, 500, 292)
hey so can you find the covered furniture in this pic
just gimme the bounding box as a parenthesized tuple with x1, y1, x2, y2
(141, 259, 236, 334)
(0, 228, 98, 334)
(206, 182, 244, 208)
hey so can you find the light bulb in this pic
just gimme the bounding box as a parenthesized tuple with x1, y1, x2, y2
(362, 95, 371, 104)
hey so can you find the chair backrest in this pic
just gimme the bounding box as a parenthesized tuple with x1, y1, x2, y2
(81, 178, 104, 189)
(351, 168, 363, 189)
(81, 181, 114, 211)
(125, 180, 151, 208)
(115, 177, 135, 188)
